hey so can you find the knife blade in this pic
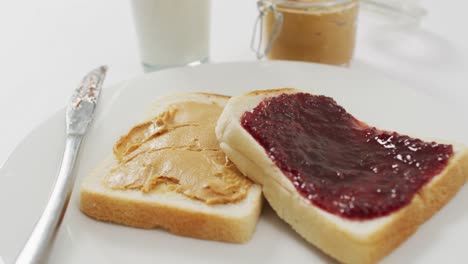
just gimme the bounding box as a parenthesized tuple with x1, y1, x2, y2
(67, 65, 107, 135)
(14, 65, 107, 264)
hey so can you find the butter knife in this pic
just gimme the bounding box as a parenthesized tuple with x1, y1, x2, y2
(14, 66, 108, 264)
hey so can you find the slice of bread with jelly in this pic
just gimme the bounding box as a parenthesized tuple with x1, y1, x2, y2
(215, 88, 468, 263)
(80, 92, 262, 243)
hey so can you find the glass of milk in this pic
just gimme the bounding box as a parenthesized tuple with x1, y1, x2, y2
(131, 0, 211, 72)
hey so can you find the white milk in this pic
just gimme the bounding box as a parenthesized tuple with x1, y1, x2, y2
(131, 0, 210, 70)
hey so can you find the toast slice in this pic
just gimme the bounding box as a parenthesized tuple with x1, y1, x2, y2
(80, 92, 262, 243)
(215, 88, 468, 263)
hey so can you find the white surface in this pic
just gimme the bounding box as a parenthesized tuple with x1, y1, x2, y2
(0, 1, 468, 262)
(1, 62, 468, 263)
(131, 0, 210, 66)
(1, 1, 467, 164)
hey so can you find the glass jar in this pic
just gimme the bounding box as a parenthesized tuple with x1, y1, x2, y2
(253, 0, 359, 66)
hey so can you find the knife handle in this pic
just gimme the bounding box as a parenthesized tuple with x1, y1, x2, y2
(15, 135, 83, 264)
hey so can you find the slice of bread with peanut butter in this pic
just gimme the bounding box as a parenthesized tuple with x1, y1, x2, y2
(80, 92, 262, 243)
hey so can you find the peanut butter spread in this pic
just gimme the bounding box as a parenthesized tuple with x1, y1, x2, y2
(104, 100, 251, 204)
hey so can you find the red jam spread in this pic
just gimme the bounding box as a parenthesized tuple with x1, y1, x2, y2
(241, 93, 454, 220)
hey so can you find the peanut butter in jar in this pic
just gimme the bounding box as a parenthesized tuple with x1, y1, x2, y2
(259, 0, 359, 66)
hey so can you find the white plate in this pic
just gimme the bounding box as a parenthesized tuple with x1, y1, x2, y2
(1, 61, 467, 264)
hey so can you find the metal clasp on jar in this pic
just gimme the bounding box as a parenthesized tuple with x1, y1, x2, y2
(251, 1, 284, 60)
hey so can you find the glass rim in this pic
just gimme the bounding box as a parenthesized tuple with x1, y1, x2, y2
(260, 0, 356, 9)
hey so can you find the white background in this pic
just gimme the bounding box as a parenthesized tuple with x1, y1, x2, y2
(0, 0, 467, 164)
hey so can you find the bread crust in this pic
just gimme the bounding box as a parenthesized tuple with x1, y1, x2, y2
(195, 92, 231, 99)
(216, 88, 468, 263)
(80, 92, 263, 243)
(246, 88, 298, 96)
(80, 181, 262, 243)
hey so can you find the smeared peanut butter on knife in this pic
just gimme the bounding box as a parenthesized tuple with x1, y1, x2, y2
(105, 101, 251, 204)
